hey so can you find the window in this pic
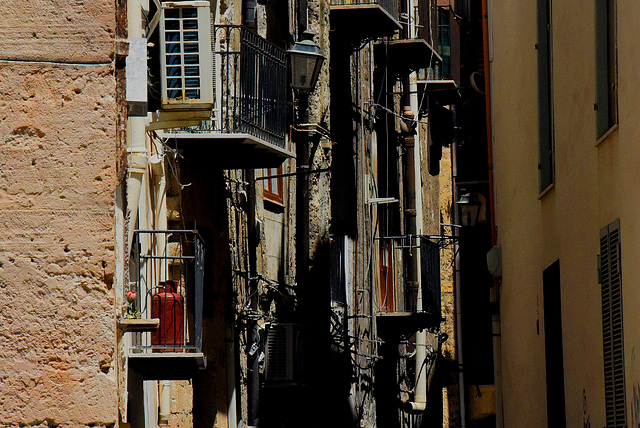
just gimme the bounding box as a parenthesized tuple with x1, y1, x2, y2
(543, 260, 567, 428)
(537, 0, 554, 192)
(262, 166, 284, 204)
(596, 0, 618, 138)
(600, 219, 625, 427)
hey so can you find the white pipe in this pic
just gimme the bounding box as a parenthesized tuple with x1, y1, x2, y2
(158, 381, 171, 424)
(126, 0, 148, 254)
(126, 131, 149, 253)
(408, 71, 428, 412)
(127, 2, 157, 428)
(150, 152, 167, 284)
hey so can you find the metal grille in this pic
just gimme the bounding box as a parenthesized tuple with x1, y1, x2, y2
(130, 230, 204, 353)
(600, 219, 625, 427)
(159, 3, 213, 107)
(163, 7, 202, 100)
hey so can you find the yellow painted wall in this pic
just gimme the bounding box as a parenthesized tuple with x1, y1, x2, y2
(490, 0, 640, 426)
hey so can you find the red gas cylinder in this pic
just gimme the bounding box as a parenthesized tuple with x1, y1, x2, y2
(151, 280, 184, 351)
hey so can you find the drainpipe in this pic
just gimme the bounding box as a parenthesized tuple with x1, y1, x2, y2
(480, 0, 503, 426)
(409, 77, 429, 413)
(150, 152, 167, 280)
(158, 380, 171, 425)
(150, 152, 170, 426)
(126, 0, 149, 254)
(126, 120, 149, 254)
(451, 138, 467, 428)
(401, 104, 427, 413)
(127, 1, 157, 428)
(247, 169, 260, 428)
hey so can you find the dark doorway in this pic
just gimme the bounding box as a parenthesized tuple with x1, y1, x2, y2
(543, 260, 566, 428)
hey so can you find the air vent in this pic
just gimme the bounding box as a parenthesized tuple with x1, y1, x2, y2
(265, 323, 303, 383)
(160, 1, 213, 110)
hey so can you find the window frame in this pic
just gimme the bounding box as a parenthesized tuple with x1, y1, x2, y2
(537, 0, 555, 193)
(595, 0, 618, 139)
(262, 166, 284, 205)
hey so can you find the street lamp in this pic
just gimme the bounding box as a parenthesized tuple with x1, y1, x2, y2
(456, 192, 482, 227)
(288, 28, 325, 92)
(289, 29, 325, 334)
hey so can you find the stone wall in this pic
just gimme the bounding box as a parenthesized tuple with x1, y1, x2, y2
(0, 0, 117, 424)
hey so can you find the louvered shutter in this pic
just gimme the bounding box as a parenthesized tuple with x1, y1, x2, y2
(600, 219, 626, 428)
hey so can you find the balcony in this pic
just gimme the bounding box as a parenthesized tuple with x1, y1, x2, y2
(159, 25, 292, 169)
(375, 235, 442, 334)
(330, 0, 401, 39)
(374, 39, 441, 77)
(417, 6, 461, 110)
(126, 230, 206, 380)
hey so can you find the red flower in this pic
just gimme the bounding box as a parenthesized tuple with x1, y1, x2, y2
(126, 289, 137, 303)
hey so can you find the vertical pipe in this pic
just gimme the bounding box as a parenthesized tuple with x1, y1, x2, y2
(247, 169, 260, 428)
(151, 152, 170, 426)
(403, 108, 426, 411)
(158, 381, 171, 424)
(451, 140, 466, 428)
(150, 152, 167, 283)
(126, 2, 156, 428)
(296, 94, 310, 294)
(481, 0, 503, 426)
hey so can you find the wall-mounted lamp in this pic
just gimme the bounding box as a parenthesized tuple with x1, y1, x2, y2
(456, 192, 482, 227)
(288, 29, 325, 93)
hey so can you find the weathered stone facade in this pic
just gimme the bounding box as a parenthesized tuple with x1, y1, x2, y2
(0, 1, 118, 421)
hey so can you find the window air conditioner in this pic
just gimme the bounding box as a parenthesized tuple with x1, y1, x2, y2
(160, 1, 213, 110)
(265, 323, 303, 383)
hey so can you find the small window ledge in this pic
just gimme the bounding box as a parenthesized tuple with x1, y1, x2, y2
(118, 318, 160, 332)
(538, 182, 555, 200)
(596, 124, 618, 147)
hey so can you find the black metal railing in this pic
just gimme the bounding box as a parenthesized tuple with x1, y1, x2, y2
(330, 0, 399, 20)
(130, 230, 204, 354)
(182, 26, 287, 148)
(377, 235, 441, 317)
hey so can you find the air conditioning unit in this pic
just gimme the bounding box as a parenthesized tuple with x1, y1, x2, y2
(265, 323, 303, 383)
(159, 1, 213, 110)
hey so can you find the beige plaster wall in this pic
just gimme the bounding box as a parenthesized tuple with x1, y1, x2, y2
(0, 1, 117, 424)
(599, 3, 640, 428)
(488, 0, 640, 426)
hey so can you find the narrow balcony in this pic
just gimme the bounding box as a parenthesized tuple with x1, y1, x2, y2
(160, 25, 292, 169)
(417, 6, 461, 109)
(375, 235, 442, 334)
(330, 0, 401, 39)
(127, 230, 206, 380)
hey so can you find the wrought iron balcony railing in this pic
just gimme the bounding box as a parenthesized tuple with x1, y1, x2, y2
(129, 230, 204, 355)
(178, 25, 287, 149)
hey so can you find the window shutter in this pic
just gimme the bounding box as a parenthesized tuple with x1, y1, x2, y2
(420, 238, 441, 319)
(600, 219, 625, 428)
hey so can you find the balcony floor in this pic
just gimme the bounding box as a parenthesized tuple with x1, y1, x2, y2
(128, 352, 207, 380)
(376, 311, 442, 336)
(330, 4, 401, 39)
(162, 132, 294, 169)
(375, 39, 442, 74)
(418, 79, 460, 108)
